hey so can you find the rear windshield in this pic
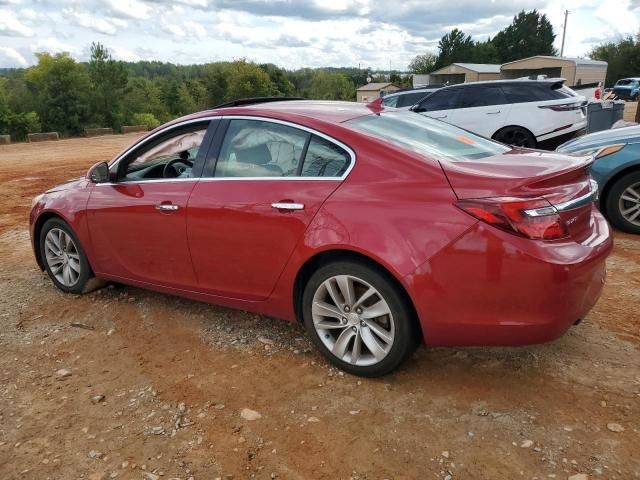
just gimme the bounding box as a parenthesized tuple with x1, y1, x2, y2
(346, 111, 510, 161)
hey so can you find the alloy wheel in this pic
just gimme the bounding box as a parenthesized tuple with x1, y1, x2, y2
(619, 181, 640, 227)
(311, 274, 395, 366)
(44, 228, 81, 287)
(495, 128, 534, 147)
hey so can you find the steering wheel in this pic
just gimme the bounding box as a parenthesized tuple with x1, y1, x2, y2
(163, 158, 194, 178)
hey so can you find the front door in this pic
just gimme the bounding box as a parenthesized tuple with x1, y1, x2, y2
(187, 118, 353, 300)
(87, 120, 214, 289)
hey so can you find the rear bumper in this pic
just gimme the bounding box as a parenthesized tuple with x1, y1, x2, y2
(405, 209, 612, 347)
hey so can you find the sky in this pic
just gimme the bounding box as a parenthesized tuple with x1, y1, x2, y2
(0, 0, 638, 70)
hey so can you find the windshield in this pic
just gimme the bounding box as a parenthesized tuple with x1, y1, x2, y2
(616, 79, 638, 86)
(346, 111, 510, 161)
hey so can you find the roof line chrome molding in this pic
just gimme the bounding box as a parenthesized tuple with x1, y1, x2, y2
(106, 114, 356, 183)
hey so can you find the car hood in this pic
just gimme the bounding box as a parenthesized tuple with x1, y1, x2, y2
(45, 176, 86, 194)
(557, 125, 640, 152)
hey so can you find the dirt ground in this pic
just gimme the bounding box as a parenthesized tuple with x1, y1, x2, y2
(0, 134, 638, 480)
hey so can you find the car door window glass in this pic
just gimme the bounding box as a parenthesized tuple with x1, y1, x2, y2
(300, 135, 350, 177)
(122, 127, 208, 181)
(462, 86, 506, 108)
(396, 91, 431, 108)
(215, 119, 309, 177)
(419, 89, 462, 111)
(382, 95, 399, 107)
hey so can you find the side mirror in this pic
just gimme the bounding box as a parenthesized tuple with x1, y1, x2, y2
(411, 104, 426, 113)
(87, 161, 110, 183)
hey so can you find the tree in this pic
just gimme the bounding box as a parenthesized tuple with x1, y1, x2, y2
(492, 10, 557, 63)
(88, 42, 128, 128)
(259, 63, 296, 96)
(473, 40, 499, 64)
(122, 77, 168, 123)
(224, 60, 273, 100)
(309, 71, 354, 100)
(589, 35, 640, 86)
(0, 77, 10, 133)
(435, 29, 475, 69)
(25, 53, 91, 135)
(408, 53, 437, 74)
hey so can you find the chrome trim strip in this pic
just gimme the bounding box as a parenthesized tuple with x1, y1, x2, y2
(523, 206, 557, 217)
(555, 181, 597, 212)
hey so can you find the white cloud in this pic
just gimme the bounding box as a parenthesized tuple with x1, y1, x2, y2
(0, 46, 28, 66)
(31, 37, 82, 56)
(0, 9, 34, 36)
(105, 0, 151, 19)
(64, 9, 128, 35)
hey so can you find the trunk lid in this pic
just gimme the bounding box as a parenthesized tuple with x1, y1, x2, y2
(440, 148, 596, 241)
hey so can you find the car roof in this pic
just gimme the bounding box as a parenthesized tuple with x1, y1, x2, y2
(173, 100, 375, 126)
(617, 78, 640, 81)
(385, 86, 442, 97)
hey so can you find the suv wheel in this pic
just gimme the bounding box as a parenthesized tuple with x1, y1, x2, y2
(493, 126, 536, 148)
(605, 171, 640, 234)
(302, 260, 420, 377)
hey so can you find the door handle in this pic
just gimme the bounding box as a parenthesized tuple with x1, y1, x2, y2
(271, 202, 304, 211)
(486, 110, 501, 115)
(155, 204, 179, 212)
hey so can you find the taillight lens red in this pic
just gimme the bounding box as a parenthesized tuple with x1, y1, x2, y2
(457, 197, 570, 241)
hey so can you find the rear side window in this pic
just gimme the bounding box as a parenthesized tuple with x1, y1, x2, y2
(300, 135, 350, 177)
(461, 86, 507, 107)
(382, 95, 399, 107)
(418, 88, 462, 111)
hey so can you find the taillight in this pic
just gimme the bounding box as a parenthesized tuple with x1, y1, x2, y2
(538, 102, 585, 111)
(457, 197, 569, 241)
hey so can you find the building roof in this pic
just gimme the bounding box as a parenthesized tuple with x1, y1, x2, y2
(501, 56, 608, 68)
(430, 63, 501, 75)
(356, 82, 399, 91)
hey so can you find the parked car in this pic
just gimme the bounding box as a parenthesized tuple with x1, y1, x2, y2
(411, 79, 587, 148)
(381, 85, 444, 109)
(30, 99, 612, 377)
(612, 78, 640, 100)
(557, 124, 640, 234)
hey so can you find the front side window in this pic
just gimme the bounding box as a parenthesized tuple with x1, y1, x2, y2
(347, 111, 509, 161)
(121, 124, 208, 181)
(215, 119, 309, 177)
(395, 91, 431, 108)
(418, 88, 462, 112)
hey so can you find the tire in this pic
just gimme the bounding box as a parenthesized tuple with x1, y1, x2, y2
(39, 218, 94, 294)
(604, 171, 640, 234)
(492, 126, 537, 148)
(301, 260, 420, 377)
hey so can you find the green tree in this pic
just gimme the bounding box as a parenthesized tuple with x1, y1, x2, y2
(88, 42, 128, 128)
(225, 60, 273, 100)
(132, 112, 160, 129)
(492, 10, 557, 63)
(309, 71, 354, 100)
(8, 111, 41, 141)
(259, 63, 296, 96)
(589, 35, 640, 86)
(122, 77, 168, 123)
(473, 40, 500, 64)
(25, 52, 91, 135)
(0, 77, 10, 134)
(435, 29, 475, 69)
(408, 53, 437, 74)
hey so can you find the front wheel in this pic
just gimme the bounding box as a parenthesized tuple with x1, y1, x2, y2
(605, 171, 640, 234)
(492, 126, 536, 148)
(40, 218, 94, 294)
(302, 261, 420, 377)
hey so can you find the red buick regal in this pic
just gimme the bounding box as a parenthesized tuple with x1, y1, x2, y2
(29, 99, 612, 376)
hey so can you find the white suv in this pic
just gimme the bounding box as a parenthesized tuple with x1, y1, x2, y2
(411, 79, 587, 148)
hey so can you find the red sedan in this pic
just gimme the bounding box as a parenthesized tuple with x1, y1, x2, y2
(29, 99, 612, 376)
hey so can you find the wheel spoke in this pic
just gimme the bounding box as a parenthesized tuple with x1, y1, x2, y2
(45, 238, 61, 256)
(360, 326, 387, 360)
(350, 332, 362, 364)
(352, 287, 376, 309)
(625, 187, 640, 200)
(360, 300, 391, 319)
(363, 319, 393, 344)
(68, 257, 81, 273)
(312, 301, 343, 320)
(628, 208, 640, 222)
(336, 275, 355, 306)
(324, 279, 342, 310)
(621, 204, 640, 216)
(63, 265, 71, 285)
(332, 328, 355, 359)
(621, 194, 640, 203)
(315, 319, 346, 330)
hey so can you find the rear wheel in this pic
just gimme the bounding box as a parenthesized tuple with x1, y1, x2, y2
(40, 218, 94, 294)
(302, 260, 419, 377)
(493, 126, 536, 148)
(605, 171, 640, 234)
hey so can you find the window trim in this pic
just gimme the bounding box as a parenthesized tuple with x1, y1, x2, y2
(202, 115, 356, 181)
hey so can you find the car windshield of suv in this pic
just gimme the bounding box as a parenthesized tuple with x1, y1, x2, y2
(616, 79, 638, 86)
(346, 111, 510, 161)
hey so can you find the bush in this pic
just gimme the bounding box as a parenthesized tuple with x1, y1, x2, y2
(8, 111, 41, 141)
(131, 113, 160, 129)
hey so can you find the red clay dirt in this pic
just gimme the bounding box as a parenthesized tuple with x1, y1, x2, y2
(0, 135, 638, 479)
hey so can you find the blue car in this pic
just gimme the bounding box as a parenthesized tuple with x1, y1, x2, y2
(557, 125, 640, 234)
(612, 78, 640, 100)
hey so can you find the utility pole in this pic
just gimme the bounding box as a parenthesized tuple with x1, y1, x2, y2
(560, 9, 569, 57)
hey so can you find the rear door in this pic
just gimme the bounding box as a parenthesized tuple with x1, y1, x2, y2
(187, 117, 354, 300)
(456, 85, 511, 138)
